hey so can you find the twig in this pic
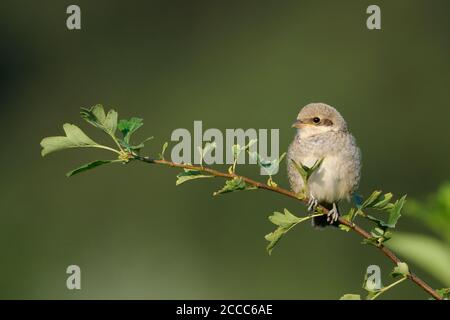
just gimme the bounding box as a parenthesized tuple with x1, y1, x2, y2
(370, 276, 407, 300)
(136, 156, 443, 300)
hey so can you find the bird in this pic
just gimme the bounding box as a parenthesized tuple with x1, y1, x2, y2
(287, 103, 361, 228)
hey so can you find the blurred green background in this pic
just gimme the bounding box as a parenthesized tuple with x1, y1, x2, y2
(0, 0, 448, 299)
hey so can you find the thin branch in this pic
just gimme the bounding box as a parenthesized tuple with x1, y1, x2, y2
(136, 156, 442, 300)
(370, 276, 407, 300)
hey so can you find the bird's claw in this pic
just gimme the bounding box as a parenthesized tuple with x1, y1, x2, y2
(307, 196, 318, 212)
(327, 203, 340, 224)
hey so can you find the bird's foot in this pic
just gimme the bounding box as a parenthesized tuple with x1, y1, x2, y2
(307, 196, 318, 212)
(327, 202, 340, 224)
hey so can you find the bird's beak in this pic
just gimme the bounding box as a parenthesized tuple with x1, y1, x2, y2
(291, 119, 303, 128)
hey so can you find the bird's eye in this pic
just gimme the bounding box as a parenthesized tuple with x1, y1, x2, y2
(313, 117, 321, 124)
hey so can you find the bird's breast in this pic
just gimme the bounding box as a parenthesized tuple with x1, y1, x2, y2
(307, 155, 350, 203)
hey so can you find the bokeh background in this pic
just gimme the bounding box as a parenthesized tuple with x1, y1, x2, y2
(0, 0, 449, 299)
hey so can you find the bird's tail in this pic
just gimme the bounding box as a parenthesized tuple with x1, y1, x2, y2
(312, 202, 340, 228)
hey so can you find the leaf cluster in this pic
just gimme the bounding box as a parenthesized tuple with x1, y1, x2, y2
(340, 191, 407, 247)
(41, 104, 153, 176)
(265, 209, 322, 255)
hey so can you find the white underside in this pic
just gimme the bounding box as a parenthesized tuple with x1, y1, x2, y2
(302, 155, 350, 203)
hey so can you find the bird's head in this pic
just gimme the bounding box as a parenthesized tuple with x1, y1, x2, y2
(292, 103, 348, 138)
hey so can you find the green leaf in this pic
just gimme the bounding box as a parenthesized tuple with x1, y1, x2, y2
(361, 191, 396, 211)
(390, 262, 410, 278)
(159, 142, 169, 160)
(80, 104, 106, 129)
(40, 123, 99, 156)
(373, 193, 394, 210)
(63, 123, 97, 145)
(364, 194, 406, 228)
(361, 190, 382, 208)
(268, 209, 301, 228)
(365, 214, 386, 226)
(291, 159, 307, 182)
(104, 109, 118, 135)
(117, 117, 144, 143)
(40, 137, 73, 156)
(80, 104, 119, 137)
(66, 160, 115, 177)
(176, 169, 214, 186)
(92, 104, 106, 122)
(339, 294, 361, 300)
(213, 177, 257, 196)
(309, 158, 323, 173)
(291, 158, 323, 186)
(365, 214, 395, 229)
(388, 232, 450, 286)
(265, 228, 286, 255)
(264, 209, 315, 254)
(386, 195, 406, 228)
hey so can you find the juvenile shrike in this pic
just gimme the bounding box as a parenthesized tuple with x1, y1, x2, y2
(287, 103, 361, 228)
